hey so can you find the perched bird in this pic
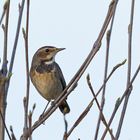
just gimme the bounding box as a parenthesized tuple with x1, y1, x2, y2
(30, 46, 70, 114)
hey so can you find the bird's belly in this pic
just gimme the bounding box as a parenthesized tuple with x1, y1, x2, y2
(32, 71, 63, 101)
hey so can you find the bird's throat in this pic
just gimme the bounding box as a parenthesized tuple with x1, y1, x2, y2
(44, 57, 55, 65)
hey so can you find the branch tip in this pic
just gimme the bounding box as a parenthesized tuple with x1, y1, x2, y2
(121, 59, 127, 65)
(113, 59, 127, 71)
(86, 73, 90, 82)
(2, 24, 5, 30)
(106, 30, 111, 41)
(32, 103, 36, 111)
(22, 27, 26, 38)
(23, 97, 27, 107)
(9, 125, 13, 132)
(18, 3, 21, 12)
(109, 0, 115, 8)
(115, 97, 121, 109)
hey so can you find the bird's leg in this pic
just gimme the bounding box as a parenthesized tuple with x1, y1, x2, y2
(39, 101, 50, 119)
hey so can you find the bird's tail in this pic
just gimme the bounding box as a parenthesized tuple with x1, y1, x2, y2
(59, 100, 70, 114)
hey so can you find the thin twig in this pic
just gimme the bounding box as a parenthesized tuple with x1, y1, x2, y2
(87, 74, 116, 140)
(28, 104, 36, 140)
(10, 126, 17, 140)
(0, 0, 9, 25)
(96, 60, 126, 98)
(22, 0, 30, 130)
(94, 1, 119, 139)
(28, 111, 32, 140)
(0, 1, 10, 140)
(94, 26, 110, 140)
(2, 0, 10, 76)
(29, 104, 36, 140)
(29, 1, 117, 134)
(5, 0, 25, 96)
(115, 0, 135, 139)
(67, 100, 93, 138)
(0, 110, 12, 140)
(101, 64, 140, 140)
(21, 0, 30, 139)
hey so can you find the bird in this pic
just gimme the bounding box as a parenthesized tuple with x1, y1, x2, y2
(30, 46, 70, 114)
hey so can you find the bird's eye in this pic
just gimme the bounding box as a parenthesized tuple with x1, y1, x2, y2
(45, 49, 49, 52)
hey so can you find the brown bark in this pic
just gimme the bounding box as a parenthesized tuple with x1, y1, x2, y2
(0, 73, 6, 140)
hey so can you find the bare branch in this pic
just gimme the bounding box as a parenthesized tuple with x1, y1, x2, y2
(94, 59, 126, 106)
(87, 74, 116, 140)
(29, 0, 117, 134)
(5, 0, 25, 95)
(0, 110, 12, 140)
(21, 0, 30, 139)
(63, 59, 126, 139)
(22, 0, 30, 130)
(0, 0, 9, 25)
(59, 60, 126, 139)
(0, 1, 10, 94)
(115, 0, 135, 139)
(67, 100, 93, 138)
(2, 0, 10, 76)
(0, 1, 10, 139)
(28, 111, 32, 140)
(10, 126, 17, 140)
(101, 64, 140, 139)
(94, 0, 119, 139)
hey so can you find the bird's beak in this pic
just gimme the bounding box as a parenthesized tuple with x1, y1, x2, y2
(56, 48, 66, 52)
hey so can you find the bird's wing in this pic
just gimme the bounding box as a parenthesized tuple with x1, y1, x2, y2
(54, 62, 66, 90)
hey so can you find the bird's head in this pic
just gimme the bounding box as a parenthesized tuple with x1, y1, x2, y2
(32, 46, 65, 65)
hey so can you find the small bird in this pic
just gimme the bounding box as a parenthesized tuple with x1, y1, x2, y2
(30, 46, 70, 114)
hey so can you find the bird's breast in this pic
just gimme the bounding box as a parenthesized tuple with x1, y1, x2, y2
(30, 67, 63, 101)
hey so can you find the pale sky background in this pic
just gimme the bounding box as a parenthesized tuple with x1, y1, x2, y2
(0, 0, 140, 140)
